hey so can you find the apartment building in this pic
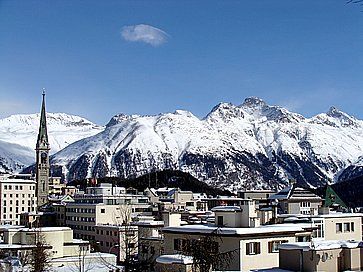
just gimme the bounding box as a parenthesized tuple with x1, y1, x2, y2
(136, 220, 164, 265)
(63, 183, 152, 240)
(162, 223, 312, 271)
(237, 190, 276, 200)
(0, 174, 37, 225)
(65, 203, 119, 240)
(159, 201, 314, 271)
(145, 187, 208, 213)
(269, 184, 322, 215)
(94, 224, 138, 262)
(280, 210, 363, 241)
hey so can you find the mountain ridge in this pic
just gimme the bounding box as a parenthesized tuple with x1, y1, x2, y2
(47, 97, 363, 191)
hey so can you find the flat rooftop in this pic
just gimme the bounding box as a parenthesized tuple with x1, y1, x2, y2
(163, 223, 309, 236)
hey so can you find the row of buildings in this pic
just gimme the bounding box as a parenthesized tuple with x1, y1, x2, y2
(0, 173, 362, 271)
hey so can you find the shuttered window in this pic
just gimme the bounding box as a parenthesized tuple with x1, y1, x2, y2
(246, 242, 261, 255)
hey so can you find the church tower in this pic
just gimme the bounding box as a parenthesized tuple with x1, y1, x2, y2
(36, 90, 50, 207)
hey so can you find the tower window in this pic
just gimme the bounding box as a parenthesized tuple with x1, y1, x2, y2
(41, 152, 47, 164)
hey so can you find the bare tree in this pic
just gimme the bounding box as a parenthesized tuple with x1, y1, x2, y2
(29, 229, 52, 272)
(112, 204, 138, 272)
(180, 229, 237, 272)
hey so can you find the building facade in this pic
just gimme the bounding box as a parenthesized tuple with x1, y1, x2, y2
(0, 174, 37, 225)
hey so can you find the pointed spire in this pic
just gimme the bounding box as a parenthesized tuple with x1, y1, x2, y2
(37, 88, 49, 146)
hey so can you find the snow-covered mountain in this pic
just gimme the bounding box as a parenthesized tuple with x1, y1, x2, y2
(338, 156, 363, 182)
(0, 113, 103, 173)
(51, 97, 363, 191)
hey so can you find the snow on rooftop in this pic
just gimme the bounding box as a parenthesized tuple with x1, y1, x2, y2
(251, 269, 293, 272)
(163, 223, 306, 235)
(133, 221, 164, 226)
(211, 206, 242, 212)
(278, 212, 363, 219)
(11, 227, 72, 232)
(51, 252, 119, 272)
(279, 240, 361, 251)
(156, 254, 193, 265)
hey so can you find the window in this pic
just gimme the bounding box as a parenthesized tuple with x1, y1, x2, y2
(217, 216, 224, 226)
(312, 219, 324, 238)
(336, 223, 342, 233)
(174, 239, 189, 251)
(344, 223, 351, 232)
(268, 240, 288, 253)
(246, 242, 261, 255)
(300, 202, 311, 207)
(351, 222, 355, 232)
(100, 209, 105, 213)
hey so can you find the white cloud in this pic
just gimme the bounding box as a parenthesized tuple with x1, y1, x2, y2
(121, 24, 168, 46)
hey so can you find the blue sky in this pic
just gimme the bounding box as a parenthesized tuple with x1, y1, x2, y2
(0, 0, 362, 124)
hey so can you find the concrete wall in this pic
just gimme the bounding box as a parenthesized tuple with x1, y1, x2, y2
(343, 247, 361, 271)
(174, 191, 193, 204)
(280, 247, 363, 272)
(214, 211, 242, 227)
(240, 235, 296, 271)
(324, 216, 362, 241)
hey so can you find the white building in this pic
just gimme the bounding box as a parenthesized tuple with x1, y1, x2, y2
(0, 174, 37, 225)
(157, 201, 314, 271)
(0, 226, 118, 271)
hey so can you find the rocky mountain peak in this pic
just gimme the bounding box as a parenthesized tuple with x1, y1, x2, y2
(205, 102, 244, 121)
(106, 113, 133, 127)
(241, 97, 267, 109)
(326, 106, 358, 128)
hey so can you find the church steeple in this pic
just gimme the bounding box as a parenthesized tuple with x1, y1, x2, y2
(36, 89, 50, 208)
(37, 89, 49, 148)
